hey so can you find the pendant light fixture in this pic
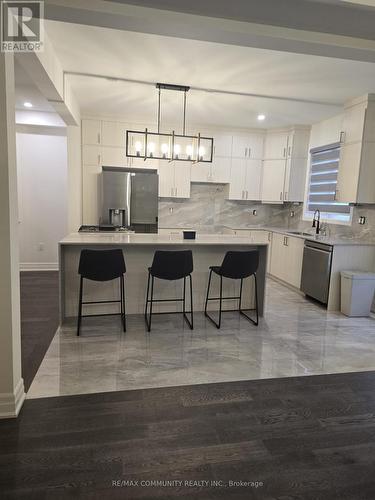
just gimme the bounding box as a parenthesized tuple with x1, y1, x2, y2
(126, 83, 214, 163)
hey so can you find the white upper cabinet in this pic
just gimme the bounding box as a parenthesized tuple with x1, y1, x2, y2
(261, 160, 286, 203)
(211, 156, 231, 183)
(232, 132, 264, 159)
(212, 132, 233, 157)
(228, 159, 247, 200)
(158, 161, 191, 198)
(261, 127, 310, 203)
(82, 119, 101, 145)
(229, 158, 262, 200)
(263, 131, 288, 160)
(337, 95, 375, 204)
(101, 121, 129, 148)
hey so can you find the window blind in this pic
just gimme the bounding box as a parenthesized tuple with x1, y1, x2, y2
(307, 143, 350, 216)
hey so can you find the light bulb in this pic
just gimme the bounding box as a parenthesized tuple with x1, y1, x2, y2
(174, 144, 181, 158)
(135, 141, 142, 156)
(257, 114, 266, 121)
(161, 143, 169, 158)
(198, 146, 205, 160)
(148, 142, 155, 157)
(186, 145, 193, 159)
(23, 102, 33, 108)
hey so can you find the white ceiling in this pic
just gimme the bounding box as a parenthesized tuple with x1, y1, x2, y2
(35, 20, 375, 128)
(14, 60, 56, 113)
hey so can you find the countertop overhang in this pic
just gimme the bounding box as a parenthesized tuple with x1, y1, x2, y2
(59, 233, 269, 246)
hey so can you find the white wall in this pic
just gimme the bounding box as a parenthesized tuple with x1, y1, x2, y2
(16, 130, 68, 270)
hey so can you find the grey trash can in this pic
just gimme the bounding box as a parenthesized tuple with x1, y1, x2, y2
(341, 271, 375, 317)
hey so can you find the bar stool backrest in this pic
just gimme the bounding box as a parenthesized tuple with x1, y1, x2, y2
(150, 250, 193, 280)
(78, 249, 126, 282)
(220, 250, 259, 279)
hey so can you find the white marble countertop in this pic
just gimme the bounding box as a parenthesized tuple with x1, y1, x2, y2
(60, 233, 269, 246)
(222, 225, 375, 247)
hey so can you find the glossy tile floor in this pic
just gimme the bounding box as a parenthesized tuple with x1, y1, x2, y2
(28, 279, 375, 399)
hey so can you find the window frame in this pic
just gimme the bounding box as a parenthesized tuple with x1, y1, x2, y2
(303, 142, 352, 225)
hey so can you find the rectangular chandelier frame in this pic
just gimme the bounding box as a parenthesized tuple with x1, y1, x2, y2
(126, 129, 214, 163)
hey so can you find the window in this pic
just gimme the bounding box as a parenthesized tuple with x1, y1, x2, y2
(304, 142, 351, 224)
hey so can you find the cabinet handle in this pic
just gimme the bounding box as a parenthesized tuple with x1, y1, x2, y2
(268, 232, 271, 242)
(283, 147, 286, 158)
(280, 191, 282, 201)
(248, 147, 251, 158)
(175, 187, 178, 197)
(339, 131, 345, 144)
(288, 146, 291, 156)
(241, 190, 244, 200)
(98, 154, 101, 165)
(246, 190, 249, 199)
(245, 147, 248, 157)
(285, 236, 288, 246)
(284, 191, 288, 201)
(97, 133, 101, 144)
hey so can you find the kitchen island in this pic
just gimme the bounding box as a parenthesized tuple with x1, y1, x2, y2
(59, 233, 268, 324)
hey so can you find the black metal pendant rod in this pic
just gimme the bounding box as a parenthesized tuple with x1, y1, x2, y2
(183, 89, 187, 136)
(157, 87, 161, 134)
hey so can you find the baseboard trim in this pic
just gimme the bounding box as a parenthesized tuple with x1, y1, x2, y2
(0, 379, 26, 419)
(20, 262, 58, 271)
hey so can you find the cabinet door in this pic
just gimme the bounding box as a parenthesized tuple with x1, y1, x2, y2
(342, 105, 366, 144)
(102, 121, 129, 147)
(82, 166, 101, 224)
(232, 135, 248, 158)
(228, 158, 247, 200)
(158, 161, 175, 198)
(174, 163, 191, 198)
(336, 143, 361, 203)
(191, 163, 211, 182)
(101, 147, 127, 168)
(269, 232, 285, 280)
(247, 133, 265, 159)
(264, 132, 288, 160)
(284, 236, 304, 288)
(244, 159, 262, 200)
(82, 145, 101, 166)
(284, 157, 307, 202)
(261, 160, 286, 202)
(210, 156, 230, 183)
(82, 119, 101, 145)
(213, 132, 232, 157)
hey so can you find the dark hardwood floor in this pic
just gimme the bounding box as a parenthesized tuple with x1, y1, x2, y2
(20, 271, 59, 391)
(1, 371, 375, 499)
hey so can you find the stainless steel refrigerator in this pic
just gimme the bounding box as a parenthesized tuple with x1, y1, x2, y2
(100, 166, 158, 233)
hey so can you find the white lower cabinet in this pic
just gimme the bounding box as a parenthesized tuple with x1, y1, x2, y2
(269, 233, 304, 288)
(158, 161, 191, 198)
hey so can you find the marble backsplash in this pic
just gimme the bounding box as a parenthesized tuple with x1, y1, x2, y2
(159, 183, 375, 242)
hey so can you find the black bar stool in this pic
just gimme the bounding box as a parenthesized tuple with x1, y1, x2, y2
(145, 250, 193, 332)
(77, 249, 126, 336)
(204, 250, 259, 328)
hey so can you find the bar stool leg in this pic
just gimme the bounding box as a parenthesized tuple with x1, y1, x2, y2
(239, 273, 259, 326)
(204, 270, 222, 329)
(121, 275, 126, 332)
(182, 274, 194, 330)
(77, 276, 83, 336)
(145, 273, 155, 332)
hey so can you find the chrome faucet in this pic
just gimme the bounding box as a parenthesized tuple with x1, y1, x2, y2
(312, 209, 321, 235)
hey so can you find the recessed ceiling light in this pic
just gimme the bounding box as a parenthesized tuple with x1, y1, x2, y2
(257, 114, 266, 121)
(23, 102, 33, 108)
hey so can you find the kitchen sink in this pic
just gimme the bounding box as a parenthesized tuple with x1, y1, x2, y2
(286, 231, 312, 236)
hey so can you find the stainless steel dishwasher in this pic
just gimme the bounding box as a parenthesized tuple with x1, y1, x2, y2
(300, 240, 333, 305)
